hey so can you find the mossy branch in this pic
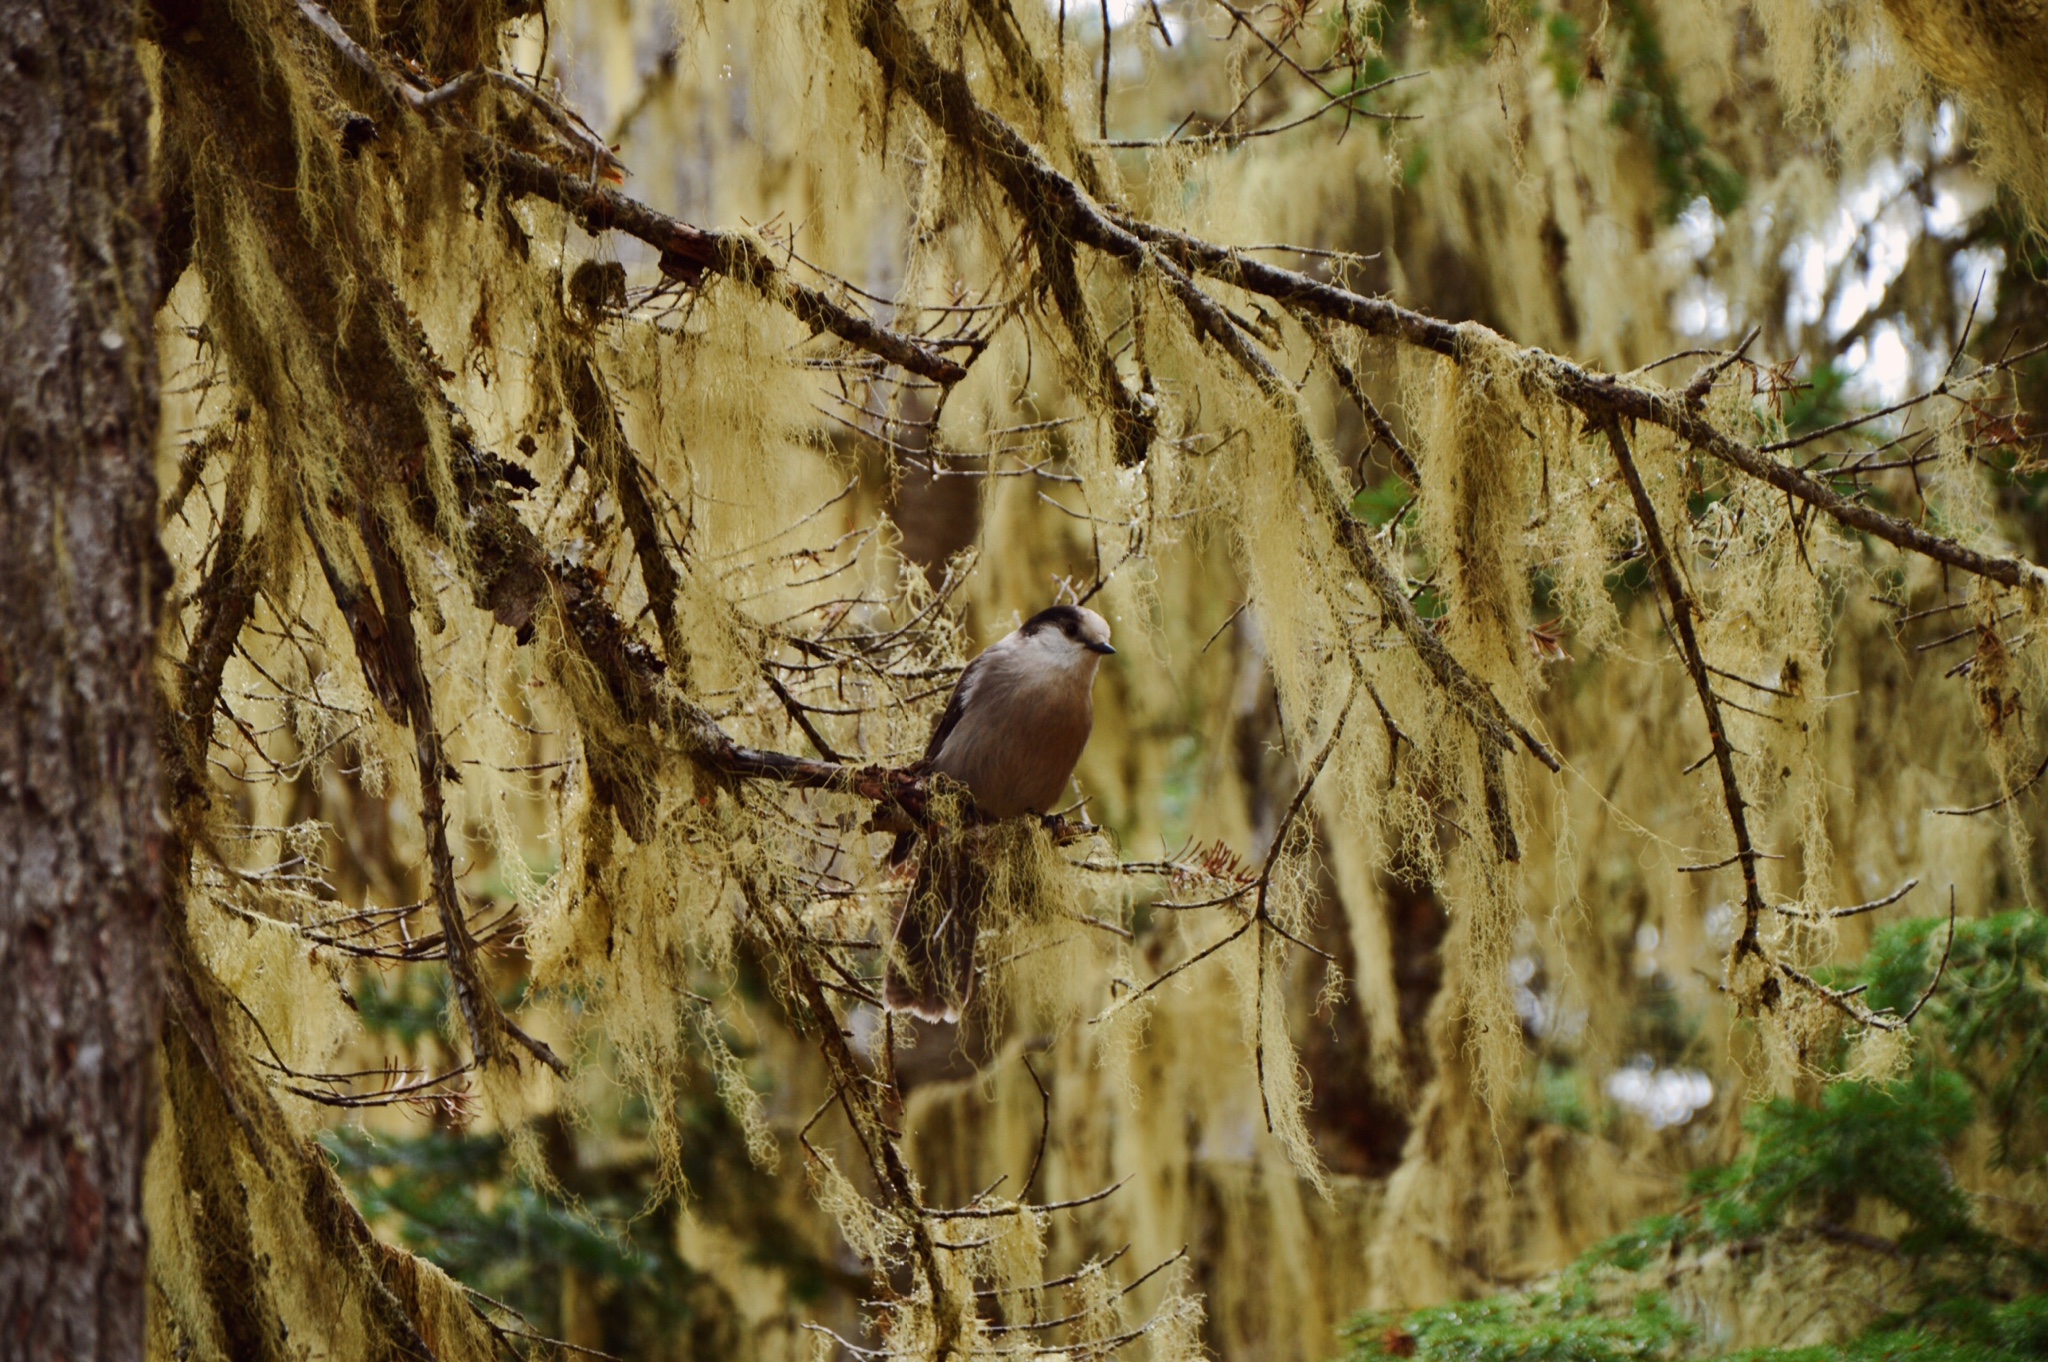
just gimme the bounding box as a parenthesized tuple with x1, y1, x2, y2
(469, 139, 973, 384)
(291, 0, 972, 387)
(168, 498, 260, 818)
(1119, 214, 2048, 591)
(1298, 312, 1421, 486)
(734, 869, 969, 1358)
(358, 507, 566, 1077)
(1607, 419, 1942, 1034)
(855, 0, 1157, 460)
(562, 353, 691, 675)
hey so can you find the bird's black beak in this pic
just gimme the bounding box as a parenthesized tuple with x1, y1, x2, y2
(1088, 641, 1116, 655)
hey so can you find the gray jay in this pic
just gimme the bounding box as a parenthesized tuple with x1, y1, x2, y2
(884, 604, 1115, 1022)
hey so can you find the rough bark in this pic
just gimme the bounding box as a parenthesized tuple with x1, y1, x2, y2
(0, 4, 166, 1359)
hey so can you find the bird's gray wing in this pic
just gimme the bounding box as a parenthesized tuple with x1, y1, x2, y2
(884, 651, 990, 868)
(921, 649, 991, 764)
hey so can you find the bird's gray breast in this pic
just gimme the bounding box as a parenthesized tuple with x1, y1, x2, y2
(928, 658, 1094, 818)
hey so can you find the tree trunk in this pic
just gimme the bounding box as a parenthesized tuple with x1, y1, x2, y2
(0, 4, 166, 1359)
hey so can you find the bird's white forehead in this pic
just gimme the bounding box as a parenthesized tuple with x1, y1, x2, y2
(1071, 607, 1111, 645)
(1009, 604, 1113, 658)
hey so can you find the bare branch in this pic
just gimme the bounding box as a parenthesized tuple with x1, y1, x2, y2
(468, 140, 973, 385)
(1678, 850, 1784, 874)
(924, 1175, 1131, 1219)
(1773, 878, 1919, 921)
(1901, 888, 1959, 1024)
(1934, 749, 2048, 817)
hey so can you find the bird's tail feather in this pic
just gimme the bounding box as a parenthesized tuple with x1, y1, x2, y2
(885, 840, 985, 1023)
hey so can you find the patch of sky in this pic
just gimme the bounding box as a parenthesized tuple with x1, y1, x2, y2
(1703, 900, 1738, 951)
(1041, 0, 1189, 46)
(1604, 1056, 1714, 1128)
(1670, 196, 1734, 339)
(1770, 129, 2002, 405)
(1509, 946, 1589, 1045)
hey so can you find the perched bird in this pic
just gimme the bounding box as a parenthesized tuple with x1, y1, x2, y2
(885, 605, 1116, 1022)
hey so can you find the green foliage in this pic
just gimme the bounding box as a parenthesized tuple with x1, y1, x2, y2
(1403, 0, 1501, 59)
(1353, 475, 1417, 528)
(1586, 1216, 1690, 1274)
(1156, 732, 1206, 846)
(348, 969, 452, 1046)
(322, 1125, 674, 1322)
(1344, 1281, 2048, 1361)
(328, 954, 842, 1353)
(1529, 1058, 1593, 1133)
(1696, 1069, 1978, 1253)
(1341, 1063, 2040, 1360)
(1542, 13, 1586, 102)
(1346, 1284, 1693, 1361)
(1607, 1, 1745, 217)
(326, 961, 698, 1340)
(347, 969, 534, 1048)
(1403, 140, 1433, 187)
(1862, 911, 2048, 1170)
(1399, 0, 1749, 220)
(1779, 363, 1850, 438)
(1716, 1292, 2048, 1361)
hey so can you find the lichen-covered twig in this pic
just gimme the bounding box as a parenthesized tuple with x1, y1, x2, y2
(1933, 749, 2048, 816)
(1093, 686, 1350, 1134)
(1605, 418, 1769, 956)
(1605, 420, 1944, 1031)
(1901, 888, 1959, 1025)
(1773, 878, 1918, 921)
(1296, 310, 1421, 485)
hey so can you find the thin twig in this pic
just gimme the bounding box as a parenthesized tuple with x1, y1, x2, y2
(1933, 749, 2048, 816)
(1678, 850, 1783, 874)
(1021, 1053, 1051, 1198)
(1682, 325, 1760, 406)
(1901, 888, 1958, 1024)
(1773, 878, 1918, 921)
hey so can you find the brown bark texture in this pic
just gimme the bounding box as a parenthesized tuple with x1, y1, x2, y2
(0, 3, 166, 1359)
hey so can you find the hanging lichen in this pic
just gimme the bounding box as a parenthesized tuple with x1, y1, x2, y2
(138, 2, 2048, 1360)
